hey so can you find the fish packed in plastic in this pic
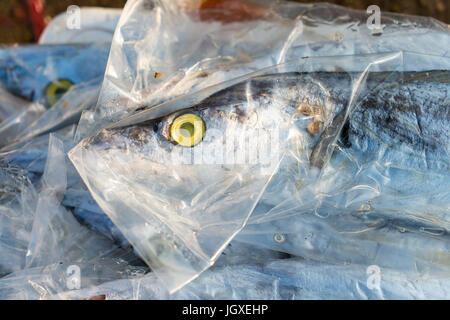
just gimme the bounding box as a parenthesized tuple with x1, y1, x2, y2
(0, 0, 449, 300)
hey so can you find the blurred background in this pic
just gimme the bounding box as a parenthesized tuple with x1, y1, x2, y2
(0, 0, 448, 43)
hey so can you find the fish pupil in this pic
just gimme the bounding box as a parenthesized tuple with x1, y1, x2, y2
(55, 87, 68, 96)
(179, 122, 195, 139)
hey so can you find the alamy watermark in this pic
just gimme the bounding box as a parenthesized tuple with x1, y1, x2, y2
(366, 265, 382, 291)
(66, 5, 81, 30)
(366, 5, 385, 35)
(66, 265, 81, 290)
(165, 123, 281, 175)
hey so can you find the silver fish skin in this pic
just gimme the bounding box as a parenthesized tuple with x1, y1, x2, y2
(237, 207, 450, 275)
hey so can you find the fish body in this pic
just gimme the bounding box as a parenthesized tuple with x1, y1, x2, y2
(70, 69, 450, 291)
(236, 71, 450, 272)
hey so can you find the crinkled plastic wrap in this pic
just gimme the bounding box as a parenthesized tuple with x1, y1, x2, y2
(0, 134, 148, 299)
(69, 51, 424, 292)
(0, 166, 36, 276)
(82, 0, 450, 136)
(0, 255, 146, 300)
(0, 103, 46, 148)
(0, 87, 28, 123)
(0, 125, 77, 176)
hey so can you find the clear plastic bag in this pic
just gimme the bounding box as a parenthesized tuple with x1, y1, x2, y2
(0, 125, 77, 175)
(81, 0, 450, 136)
(0, 252, 146, 300)
(69, 52, 417, 292)
(2, 0, 449, 299)
(0, 87, 28, 123)
(0, 166, 37, 276)
(0, 134, 148, 299)
(0, 103, 46, 148)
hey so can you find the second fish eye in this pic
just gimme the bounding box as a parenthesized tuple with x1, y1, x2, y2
(44, 79, 74, 107)
(169, 113, 206, 147)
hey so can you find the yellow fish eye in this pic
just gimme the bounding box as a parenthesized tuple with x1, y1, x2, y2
(170, 113, 206, 147)
(44, 79, 74, 107)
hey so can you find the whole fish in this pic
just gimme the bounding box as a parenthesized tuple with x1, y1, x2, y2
(70, 65, 450, 291)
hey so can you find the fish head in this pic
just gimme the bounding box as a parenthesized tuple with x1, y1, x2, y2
(85, 90, 291, 203)
(88, 72, 346, 173)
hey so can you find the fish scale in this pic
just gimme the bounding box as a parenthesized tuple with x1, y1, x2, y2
(348, 80, 450, 171)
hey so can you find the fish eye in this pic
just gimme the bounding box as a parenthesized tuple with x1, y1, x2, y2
(170, 113, 206, 147)
(44, 79, 73, 107)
